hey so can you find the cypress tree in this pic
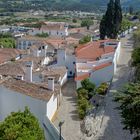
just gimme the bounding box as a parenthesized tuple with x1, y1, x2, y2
(114, 0, 122, 38)
(100, 15, 106, 39)
(99, 0, 122, 39)
(105, 0, 115, 39)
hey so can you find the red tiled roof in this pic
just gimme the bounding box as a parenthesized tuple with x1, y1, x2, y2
(75, 40, 117, 60)
(93, 62, 112, 71)
(0, 48, 26, 64)
(75, 73, 90, 81)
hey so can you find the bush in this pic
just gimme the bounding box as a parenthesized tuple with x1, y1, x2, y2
(36, 32, 49, 38)
(77, 88, 88, 99)
(96, 82, 109, 95)
(77, 96, 91, 119)
(0, 107, 45, 140)
(79, 35, 91, 44)
(81, 78, 95, 93)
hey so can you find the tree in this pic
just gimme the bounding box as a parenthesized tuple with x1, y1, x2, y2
(115, 83, 140, 140)
(100, 0, 122, 39)
(79, 35, 91, 44)
(0, 107, 45, 140)
(96, 82, 109, 95)
(114, 0, 122, 38)
(105, 0, 115, 38)
(81, 19, 94, 30)
(100, 15, 106, 39)
(132, 47, 140, 66)
(72, 18, 77, 23)
(77, 96, 91, 119)
(81, 78, 95, 93)
(77, 88, 88, 99)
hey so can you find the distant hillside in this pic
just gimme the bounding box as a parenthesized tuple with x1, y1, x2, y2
(0, 0, 140, 12)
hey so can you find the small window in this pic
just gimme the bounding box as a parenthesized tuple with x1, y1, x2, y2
(73, 62, 75, 64)
(70, 71, 72, 75)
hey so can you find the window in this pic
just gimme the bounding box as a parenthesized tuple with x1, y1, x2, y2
(73, 62, 76, 64)
(28, 42, 31, 46)
(70, 71, 72, 75)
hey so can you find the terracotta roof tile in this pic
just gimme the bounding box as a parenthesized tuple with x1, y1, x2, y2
(2, 78, 60, 101)
(93, 62, 112, 71)
(0, 48, 26, 64)
(75, 40, 117, 60)
(75, 73, 90, 81)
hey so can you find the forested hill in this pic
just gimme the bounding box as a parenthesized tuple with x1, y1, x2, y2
(0, 0, 140, 12)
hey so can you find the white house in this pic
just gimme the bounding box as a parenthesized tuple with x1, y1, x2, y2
(0, 61, 63, 140)
(75, 39, 121, 88)
(28, 22, 69, 37)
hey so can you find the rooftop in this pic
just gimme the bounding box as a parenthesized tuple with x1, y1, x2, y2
(18, 56, 45, 71)
(0, 62, 25, 77)
(0, 48, 27, 64)
(1, 77, 60, 101)
(75, 40, 118, 61)
(41, 66, 67, 82)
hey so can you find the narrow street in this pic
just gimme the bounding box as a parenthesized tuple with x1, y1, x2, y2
(93, 34, 134, 140)
(53, 79, 81, 140)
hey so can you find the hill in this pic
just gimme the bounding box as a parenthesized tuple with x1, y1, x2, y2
(0, 0, 140, 12)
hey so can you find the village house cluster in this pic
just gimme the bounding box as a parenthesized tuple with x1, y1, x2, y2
(0, 21, 121, 140)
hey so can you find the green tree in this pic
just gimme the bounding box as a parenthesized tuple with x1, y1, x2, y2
(114, 0, 122, 38)
(77, 96, 91, 119)
(81, 19, 94, 30)
(100, 0, 122, 39)
(77, 88, 88, 99)
(81, 78, 95, 93)
(115, 83, 140, 140)
(132, 47, 140, 66)
(79, 35, 91, 44)
(0, 107, 45, 140)
(100, 15, 106, 39)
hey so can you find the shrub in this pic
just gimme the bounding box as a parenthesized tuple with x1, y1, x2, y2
(96, 82, 109, 95)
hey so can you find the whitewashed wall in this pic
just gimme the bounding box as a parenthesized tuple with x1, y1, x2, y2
(113, 42, 121, 73)
(59, 72, 67, 86)
(90, 64, 114, 86)
(0, 86, 46, 124)
(65, 54, 76, 77)
(46, 94, 57, 120)
(0, 85, 58, 122)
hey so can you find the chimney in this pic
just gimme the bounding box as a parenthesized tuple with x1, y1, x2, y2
(25, 61, 33, 82)
(48, 77, 55, 91)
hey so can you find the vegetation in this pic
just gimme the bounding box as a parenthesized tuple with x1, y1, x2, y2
(100, 0, 122, 39)
(120, 19, 132, 35)
(77, 79, 95, 119)
(96, 82, 109, 95)
(115, 28, 140, 140)
(36, 32, 49, 38)
(79, 35, 91, 44)
(0, 33, 15, 48)
(115, 83, 140, 140)
(81, 19, 94, 30)
(0, 107, 45, 140)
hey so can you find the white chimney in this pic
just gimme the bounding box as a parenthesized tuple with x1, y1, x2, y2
(48, 77, 55, 91)
(25, 61, 33, 82)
